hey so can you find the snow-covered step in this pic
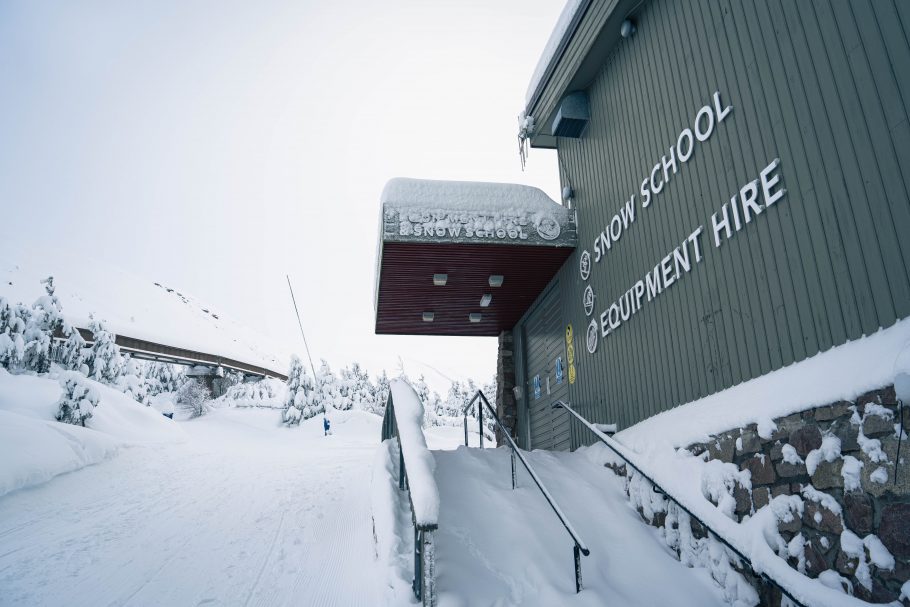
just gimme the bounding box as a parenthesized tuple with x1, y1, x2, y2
(431, 446, 726, 606)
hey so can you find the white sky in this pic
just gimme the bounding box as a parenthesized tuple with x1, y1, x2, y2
(0, 0, 562, 395)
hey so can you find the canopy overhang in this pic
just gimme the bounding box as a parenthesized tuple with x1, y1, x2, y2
(374, 179, 576, 337)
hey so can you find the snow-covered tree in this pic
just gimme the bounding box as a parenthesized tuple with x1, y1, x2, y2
(284, 355, 312, 425)
(145, 362, 183, 395)
(314, 359, 339, 414)
(21, 277, 65, 373)
(348, 363, 376, 413)
(373, 370, 391, 413)
(0, 298, 27, 370)
(57, 324, 87, 372)
(55, 371, 99, 427)
(118, 354, 148, 404)
(176, 378, 209, 418)
(84, 317, 122, 385)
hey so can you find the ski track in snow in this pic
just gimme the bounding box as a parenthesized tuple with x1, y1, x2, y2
(0, 409, 385, 607)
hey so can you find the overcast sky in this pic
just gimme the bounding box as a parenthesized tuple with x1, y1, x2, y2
(0, 0, 563, 394)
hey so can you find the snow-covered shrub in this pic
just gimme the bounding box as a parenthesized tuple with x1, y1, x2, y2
(176, 378, 209, 418)
(55, 371, 100, 427)
(84, 317, 123, 385)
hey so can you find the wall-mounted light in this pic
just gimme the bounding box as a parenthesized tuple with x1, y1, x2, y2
(480, 293, 492, 308)
(433, 273, 448, 286)
(422, 311, 435, 322)
(488, 275, 504, 288)
(621, 18, 636, 38)
(469, 312, 482, 323)
(562, 185, 575, 210)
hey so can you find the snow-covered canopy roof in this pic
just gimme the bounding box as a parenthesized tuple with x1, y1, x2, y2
(380, 178, 575, 248)
(375, 178, 576, 336)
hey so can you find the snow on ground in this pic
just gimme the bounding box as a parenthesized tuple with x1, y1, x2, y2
(0, 243, 291, 373)
(429, 446, 726, 606)
(0, 406, 388, 607)
(0, 383, 490, 607)
(0, 368, 185, 498)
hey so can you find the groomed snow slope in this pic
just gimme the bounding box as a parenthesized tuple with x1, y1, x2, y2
(0, 402, 481, 607)
(428, 447, 726, 606)
(0, 244, 291, 374)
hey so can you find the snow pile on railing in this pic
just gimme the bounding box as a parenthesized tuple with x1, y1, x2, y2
(389, 378, 439, 527)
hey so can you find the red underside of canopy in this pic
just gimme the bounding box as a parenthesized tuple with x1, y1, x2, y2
(375, 242, 573, 336)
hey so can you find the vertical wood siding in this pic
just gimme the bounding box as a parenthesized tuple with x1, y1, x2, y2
(517, 0, 910, 449)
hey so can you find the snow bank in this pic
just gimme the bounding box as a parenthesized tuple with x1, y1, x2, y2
(0, 244, 290, 374)
(388, 378, 439, 527)
(0, 368, 185, 497)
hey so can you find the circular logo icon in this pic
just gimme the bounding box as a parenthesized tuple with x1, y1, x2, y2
(536, 216, 561, 241)
(579, 250, 591, 281)
(565, 324, 573, 342)
(568, 364, 577, 384)
(566, 342, 575, 365)
(586, 318, 598, 354)
(583, 285, 595, 317)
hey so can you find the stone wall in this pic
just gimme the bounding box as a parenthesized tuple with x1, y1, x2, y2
(495, 330, 517, 446)
(608, 386, 910, 605)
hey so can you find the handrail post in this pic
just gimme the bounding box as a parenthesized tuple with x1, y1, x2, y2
(510, 449, 517, 490)
(463, 414, 469, 447)
(413, 527, 422, 600)
(478, 401, 484, 449)
(574, 544, 583, 593)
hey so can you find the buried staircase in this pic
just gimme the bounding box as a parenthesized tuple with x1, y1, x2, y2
(380, 379, 831, 607)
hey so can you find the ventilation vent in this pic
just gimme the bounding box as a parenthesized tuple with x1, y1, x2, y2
(551, 92, 590, 138)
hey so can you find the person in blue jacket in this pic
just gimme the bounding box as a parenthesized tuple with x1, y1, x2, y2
(323, 416, 331, 436)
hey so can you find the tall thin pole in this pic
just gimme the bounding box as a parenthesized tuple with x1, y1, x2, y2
(286, 275, 319, 382)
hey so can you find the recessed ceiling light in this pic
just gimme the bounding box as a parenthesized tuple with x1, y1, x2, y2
(433, 273, 448, 286)
(422, 311, 434, 322)
(480, 293, 492, 307)
(488, 275, 504, 287)
(469, 312, 482, 323)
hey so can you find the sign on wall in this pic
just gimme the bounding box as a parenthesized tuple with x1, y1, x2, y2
(555, 356, 564, 384)
(565, 324, 577, 385)
(533, 374, 541, 400)
(579, 91, 788, 355)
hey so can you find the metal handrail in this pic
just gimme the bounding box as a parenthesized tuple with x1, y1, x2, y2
(463, 390, 589, 593)
(382, 393, 437, 606)
(551, 400, 806, 607)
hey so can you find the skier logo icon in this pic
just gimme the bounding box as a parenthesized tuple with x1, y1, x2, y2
(579, 250, 591, 281)
(583, 285, 595, 317)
